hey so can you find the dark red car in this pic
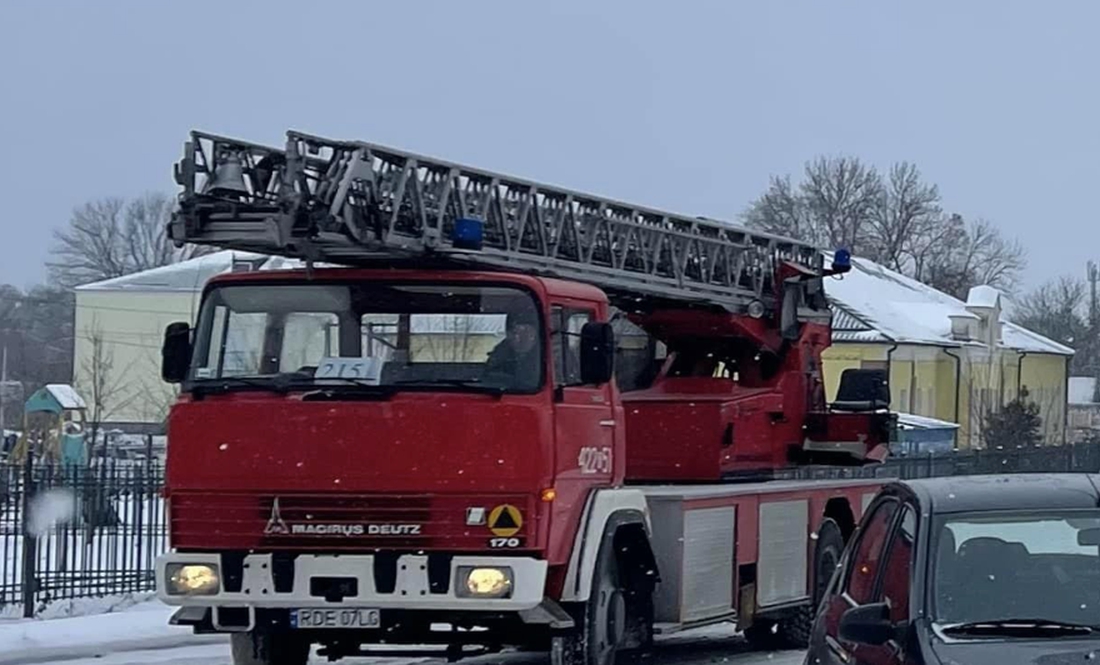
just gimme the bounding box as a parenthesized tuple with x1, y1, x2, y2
(807, 473, 1100, 665)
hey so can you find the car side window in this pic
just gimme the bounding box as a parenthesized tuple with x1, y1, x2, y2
(844, 499, 898, 604)
(879, 505, 916, 623)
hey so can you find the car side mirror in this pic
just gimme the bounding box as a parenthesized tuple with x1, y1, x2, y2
(1078, 528, 1100, 546)
(161, 322, 192, 384)
(838, 601, 895, 646)
(579, 322, 615, 385)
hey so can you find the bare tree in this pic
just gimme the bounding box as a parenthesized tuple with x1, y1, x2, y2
(799, 156, 884, 254)
(1011, 273, 1099, 382)
(77, 318, 132, 460)
(745, 157, 883, 256)
(1013, 276, 1087, 349)
(925, 218, 1025, 299)
(744, 159, 1026, 299)
(0, 285, 75, 429)
(136, 372, 178, 430)
(870, 162, 943, 274)
(48, 193, 213, 289)
(742, 175, 820, 245)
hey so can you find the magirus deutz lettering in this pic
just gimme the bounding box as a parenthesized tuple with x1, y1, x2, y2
(288, 523, 422, 536)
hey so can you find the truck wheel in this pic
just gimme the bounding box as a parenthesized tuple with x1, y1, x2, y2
(230, 631, 310, 665)
(553, 531, 652, 665)
(745, 518, 844, 650)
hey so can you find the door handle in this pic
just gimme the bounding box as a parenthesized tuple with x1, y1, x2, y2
(599, 420, 616, 427)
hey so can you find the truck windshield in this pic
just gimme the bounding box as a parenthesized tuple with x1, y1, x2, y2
(933, 510, 1100, 630)
(188, 281, 544, 393)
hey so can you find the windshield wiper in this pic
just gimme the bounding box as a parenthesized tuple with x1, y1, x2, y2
(941, 619, 1096, 637)
(190, 371, 331, 396)
(190, 375, 296, 397)
(392, 379, 505, 396)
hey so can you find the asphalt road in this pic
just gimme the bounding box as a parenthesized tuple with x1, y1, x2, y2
(50, 625, 805, 665)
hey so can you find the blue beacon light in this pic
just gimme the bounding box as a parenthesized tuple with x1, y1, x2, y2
(831, 248, 852, 273)
(452, 217, 485, 250)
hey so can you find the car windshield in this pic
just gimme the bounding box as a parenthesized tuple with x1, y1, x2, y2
(188, 281, 544, 393)
(933, 510, 1100, 628)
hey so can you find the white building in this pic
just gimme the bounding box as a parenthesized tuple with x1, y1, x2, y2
(73, 251, 271, 432)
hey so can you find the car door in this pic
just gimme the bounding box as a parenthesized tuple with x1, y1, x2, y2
(875, 504, 917, 664)
(814, 496, 899, 665)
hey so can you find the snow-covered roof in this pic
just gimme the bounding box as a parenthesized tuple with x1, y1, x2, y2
(76, 251, 380, 293)
(1069, 377, 1097, 405)
(75, 251, 272, 292)
(824, 252, 1073, 356)
(966, 284, 1001, 309)
(896, 412, 960, 430)
(41, 384, 86, 410)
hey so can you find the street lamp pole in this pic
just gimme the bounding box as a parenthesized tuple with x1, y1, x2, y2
(0, 344, 7, 433)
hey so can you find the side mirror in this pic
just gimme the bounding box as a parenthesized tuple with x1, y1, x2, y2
(161, 322, 192, 384)
(1078, 528, 1100, 546)
(579, 322, 615, 385)
(838, 602, 895, 646)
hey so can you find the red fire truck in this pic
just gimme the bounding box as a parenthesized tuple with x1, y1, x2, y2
(154, 130, 895, 665)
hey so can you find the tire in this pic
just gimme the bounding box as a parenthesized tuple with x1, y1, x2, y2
(553, 530, 653, 665)
(745, 517, 844, 650)
(230, 631, 311, 665)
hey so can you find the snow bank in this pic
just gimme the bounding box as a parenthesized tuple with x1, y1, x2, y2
(0, 599, 223, 665)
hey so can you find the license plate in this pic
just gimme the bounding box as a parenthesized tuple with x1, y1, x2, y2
(290, 608, 380, 629)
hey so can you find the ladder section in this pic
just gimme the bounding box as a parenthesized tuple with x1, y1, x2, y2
(170, 130, 823, 311)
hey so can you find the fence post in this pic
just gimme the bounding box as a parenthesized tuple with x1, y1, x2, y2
(20, 454, 36, 618)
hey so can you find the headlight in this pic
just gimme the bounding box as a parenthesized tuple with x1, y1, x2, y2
(456, 566, 513, 598)
(165, 563, 220, 596)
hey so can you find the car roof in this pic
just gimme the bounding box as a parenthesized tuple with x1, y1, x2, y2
(891, 473, 1100, 515)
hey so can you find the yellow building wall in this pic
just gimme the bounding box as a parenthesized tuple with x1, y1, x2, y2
(821, 346, 863, 402)
(73, 290, 199, 428)
(823, 342, 1069, 448)
(824, 345, 951, 423)
(1020, 353, 1069, 446)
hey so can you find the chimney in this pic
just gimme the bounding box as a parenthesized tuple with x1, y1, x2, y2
(949, 313, 977, 341)
(965, 285, 1003, 347)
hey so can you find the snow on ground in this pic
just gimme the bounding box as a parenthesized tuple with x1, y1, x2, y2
(0, 602, 805, 665)
(49, 639, 805, 665)
(0, 592, 155, 621)
(0, 598, 223, 665)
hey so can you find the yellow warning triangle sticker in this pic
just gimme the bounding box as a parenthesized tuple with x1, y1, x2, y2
(488, 504, 523, 537)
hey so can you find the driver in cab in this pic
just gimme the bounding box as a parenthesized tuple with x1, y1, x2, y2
(483, 309, 541, 391)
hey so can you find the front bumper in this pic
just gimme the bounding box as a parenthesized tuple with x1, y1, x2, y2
(155, 552, 547, 613)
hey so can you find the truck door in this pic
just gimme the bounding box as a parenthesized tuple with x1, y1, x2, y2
(550, 304, 616, 486)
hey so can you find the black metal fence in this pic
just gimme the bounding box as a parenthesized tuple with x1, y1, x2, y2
(1, 442, 1100, 616)
(0, 458, 166, 617)
(782, 441, 1100, 481)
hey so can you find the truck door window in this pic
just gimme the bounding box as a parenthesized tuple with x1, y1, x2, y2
(551, 306, 593, 387)
(878, 505, 916, 622)
(844, 500, 898, 604)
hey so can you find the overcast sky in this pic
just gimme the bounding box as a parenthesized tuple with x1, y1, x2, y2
(0, 1, 1096, 292)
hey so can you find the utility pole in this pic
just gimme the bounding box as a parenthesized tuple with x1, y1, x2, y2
(0, 344, 7, 435)
(1087, 262, 1100, 403)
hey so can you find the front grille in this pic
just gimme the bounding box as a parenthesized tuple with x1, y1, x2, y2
(170, 492, 534, 552)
